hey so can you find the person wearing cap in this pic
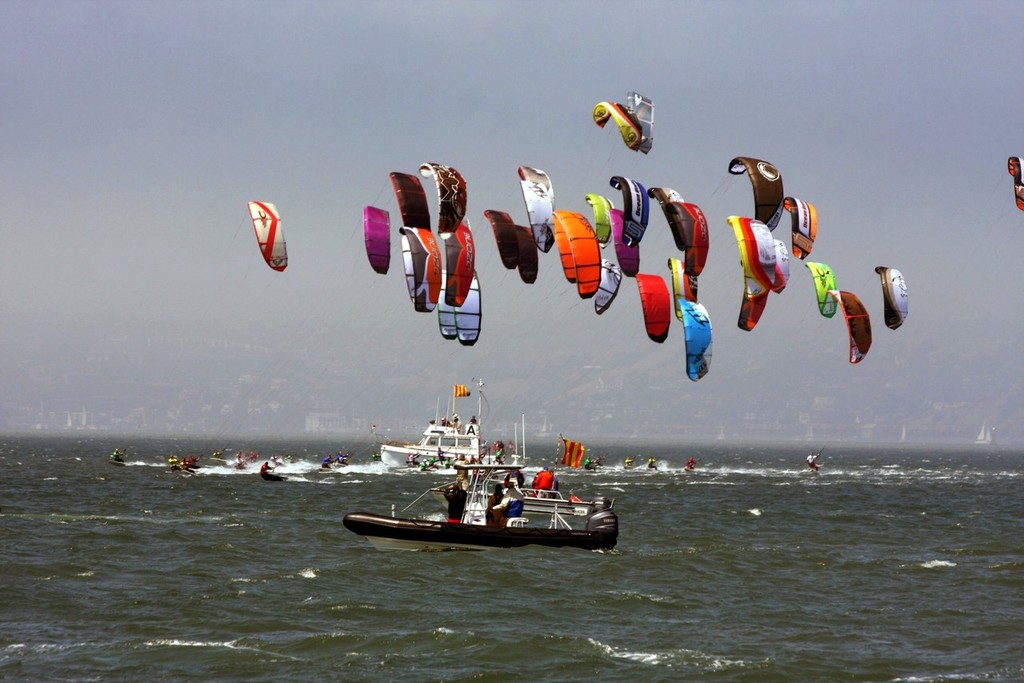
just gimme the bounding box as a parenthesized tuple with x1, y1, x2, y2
(492, 478, 524, 523)
(453, 454, 469, 490)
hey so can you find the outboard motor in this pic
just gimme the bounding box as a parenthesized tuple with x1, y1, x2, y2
(585, 496, 618, 545)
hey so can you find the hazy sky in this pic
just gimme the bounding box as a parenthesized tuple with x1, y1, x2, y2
(3, 1, 1022, 441)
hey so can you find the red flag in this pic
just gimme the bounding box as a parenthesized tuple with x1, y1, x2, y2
(561, 437, 585, 468)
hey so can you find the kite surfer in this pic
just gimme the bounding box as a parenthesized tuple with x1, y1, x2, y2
(685, 457, 697, 471)
(260, 460, 285, 481)
(806, 450, 822, 472)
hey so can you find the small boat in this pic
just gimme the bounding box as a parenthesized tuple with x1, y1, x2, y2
(343, 464, 618, 551)
(975, 421, 996, 445)
(376, 380, 519, 470)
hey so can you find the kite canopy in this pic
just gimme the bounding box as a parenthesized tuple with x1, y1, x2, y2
(1009, 157, 1024, 211)
(593, 91, 653, 153)
(438, 272, 481, 346)
(594, 259, 622, 315)
(363, 206, 390, 275)
(634, 273, 671, 343)
(609, 176, 650, 247)
(772, 239, 790, 294)
(649, 186, 709, 276)
(246, 201, 287, 272)
(667, 257, 698, 318)
(680, 300, 713, 381)
(419, 163, 467, 239)
(389, 172, 431, 231)
(829, 290, 873, 364)
(804, 261, 838, 318)
(484, 209, 537, 284)
(610, 208, 640, 277)
(399, 227, 442, 313)
(518, 166, 555, 253)
(783, 197, 817, 259)
(874, 266, 908, 330)
(728, 157, 785, 231)
(553, 210, 601, 299)
(584, 193, 614, 245)
(727, 215, 777, 331)
(442, 222, 475, 307)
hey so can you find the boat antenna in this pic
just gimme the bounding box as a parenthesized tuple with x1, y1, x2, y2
(473, 377, 488, 426)
(521, 412, 527, 464)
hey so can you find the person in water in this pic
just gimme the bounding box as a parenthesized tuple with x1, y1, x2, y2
(807, 452, 820, 471)
(686, 457, 697, 471)
(647, 457, 657, 469)
(321, 455, 333, 469)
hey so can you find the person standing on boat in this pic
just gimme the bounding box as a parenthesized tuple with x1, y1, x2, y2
(504, 469, 524, 489)
(453, 455, 469, 490)
(443, 484, 467, 523)
(531, 466, 554, 497)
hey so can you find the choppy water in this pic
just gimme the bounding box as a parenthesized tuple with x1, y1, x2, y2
(2, 434, 1022, 682)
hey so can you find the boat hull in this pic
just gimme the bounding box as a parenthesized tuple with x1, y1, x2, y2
(343, 512, 617, 552)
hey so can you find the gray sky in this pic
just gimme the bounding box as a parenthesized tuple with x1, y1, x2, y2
(3, 1, 1022, 443)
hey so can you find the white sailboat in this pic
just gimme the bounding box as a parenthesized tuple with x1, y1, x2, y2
(974, 421, 996, 445)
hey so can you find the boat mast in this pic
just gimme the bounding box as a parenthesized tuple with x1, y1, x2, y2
(521, 413, 527, 464)
(475, 377, 484, 428)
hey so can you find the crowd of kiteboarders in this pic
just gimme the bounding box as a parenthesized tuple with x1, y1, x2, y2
(107, 444, 825, 481)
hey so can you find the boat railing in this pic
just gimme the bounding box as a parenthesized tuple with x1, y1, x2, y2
(518, 488, 609, 516)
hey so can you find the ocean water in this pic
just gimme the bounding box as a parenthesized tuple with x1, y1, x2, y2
(2, 434, 1022, 682)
